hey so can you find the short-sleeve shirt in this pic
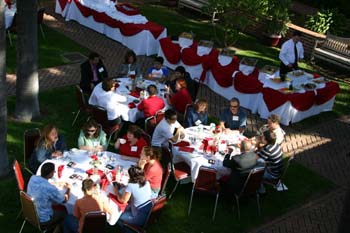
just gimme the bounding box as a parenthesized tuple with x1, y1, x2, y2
(144, 160, 163, 190)
(220, 107, 247, 130)
(170, 88, 192, 114)
(147, 67, 169, 79)
(125, 182, 152, 216)
(27, 176, 65, 223)
(77, 129, 108, 150)
(137, 95, 165, 118)
(119, 135, 148, 158)
(151, 119, 181, 147)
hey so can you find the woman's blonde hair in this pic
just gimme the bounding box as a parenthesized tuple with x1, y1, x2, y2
(39, 124, 57, 150)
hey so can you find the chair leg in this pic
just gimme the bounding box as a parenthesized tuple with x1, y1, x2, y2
(40, 24, 45, 39)
(168, 180, 179, 199)
(212, 193, 219, 221)
(71, 109, 81, 126)
(235, 196, 240, 219)
(24, 167, 34, 176)
(15, 209, 22, 220)
(187, 185, 195, 216)
(256, 192, 261, 216)
(19, 220, 26, 233)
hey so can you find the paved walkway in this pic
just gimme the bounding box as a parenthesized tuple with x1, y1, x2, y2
(6, 1, 350, 232)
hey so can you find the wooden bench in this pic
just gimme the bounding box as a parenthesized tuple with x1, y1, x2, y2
(312, 34, 350, 71)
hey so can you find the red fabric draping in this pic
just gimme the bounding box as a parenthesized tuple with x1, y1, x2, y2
(159, 38, 181, 64)
(73, 0, 164, 39)
(315, 81, 340, 105)
(58, 0, 72, 11)
(288, 91, 316, 111)
(115, 3, 140, 16)
(262, 88, 289, 111)
(313, 73, 321, 78)
(233, 68, 263, 94)
(209, 56, 240, 87)
(181, 42, 203, 66)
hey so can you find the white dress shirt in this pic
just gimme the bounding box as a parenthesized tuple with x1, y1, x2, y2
(279, 39, 304, 66)
(89, 84, 128, 120)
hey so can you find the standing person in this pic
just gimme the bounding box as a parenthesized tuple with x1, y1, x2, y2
(78, 119, 108, 152)
(168, 66, 196, 101)
(147, 56, 169, 82)
(184, 98, 208, 128)
(63, 179, 112, 233)
(117, 50, 140, 77)
(114, 125, 148, 158)
(28, 162, 70, 230)
(114, 166, 152, 229)
(266, 114, 285, 145)
(165, 78, 193, 114)
(279, 31, 304, 76)
(151, 109, 185, 148)
(219, 97, 247, 134)
(30, 125, 67, 173)
(138, 146, 163, 198)
(80, 52, 108, 94)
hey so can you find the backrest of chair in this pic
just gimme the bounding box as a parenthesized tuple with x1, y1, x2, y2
(149, 194, 167, 224)
(239, 166, 265, 197)
(20, 191, 41, 229)
(9, 12, 17, 31)
(183, 103, 193, 121)
(155, 110, 165, 124)
(37, 8, 45, 24)
(24, 128, 41, 165)
(145, 115, 156, 136)
(91, 105, 109, 131)
(141, 131, 151, 146)
(13, 160, 25, 191)
(137, 200, 154, 229)
(160, 163, 171, 196)
(75, 85, 86, 109)
(82, 211, 106, 233)
(160, 147, 173, 170)
(195, 167, 217, 192)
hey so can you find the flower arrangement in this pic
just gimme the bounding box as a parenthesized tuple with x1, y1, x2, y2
(89, 154, 102, 168)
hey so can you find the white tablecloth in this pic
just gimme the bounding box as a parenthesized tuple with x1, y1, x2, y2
(36, 150, 137, 225)
(172, 126, 245, 182)
(55, 0, 167, 55)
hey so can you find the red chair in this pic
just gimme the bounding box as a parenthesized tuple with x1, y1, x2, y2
(234, 166, 265, 219)
(149, 194, 167, 224)
(72, 85, 92, 126)
(13, 160, 25, 191)
(140, 131, 151, 146)
(81, 211, 107, 233)
(188, 167, 220, 221)
(263, 155, 294, 191)
(24, 128, 41, 175)
(161, 147, 191, 199)
(91, 105, 121, 146)
(144, 110, 165, 136)
(159, 162, 171, 196)
(121, 200, 154, 233)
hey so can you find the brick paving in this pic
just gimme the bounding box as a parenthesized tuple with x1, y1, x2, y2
(6, 1, 350, 232)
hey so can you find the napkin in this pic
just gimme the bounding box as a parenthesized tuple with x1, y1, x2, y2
(114, 83, 120, 88)
(108, 193, 128, 212)
(129, 91, 140, 98)
(173, 141, 190, 147)
(179, 146, 195, 153)
(86, 168, 105, 178)
(313, 73, 321, 78)
(57, 165, 64, 178)
(128, 102, 136, 109)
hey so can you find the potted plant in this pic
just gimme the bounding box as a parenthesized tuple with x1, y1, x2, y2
(262, 0, 291, 46)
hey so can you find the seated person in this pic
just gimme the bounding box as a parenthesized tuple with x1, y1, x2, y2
(222, 140, 257, 194)
(138, 146, 163, 198)
(257, 131, 283, 179)
(266, 114, 285, 145)
(78, 119, 108, 152)
(147, 56, 169, 82)
(151, 109, 185, 148)
(89, 78, 127, 126)
(80, 52, 108, 94)
(137, 84, 165, 119)
(165, 78, 192, 114)
(114, 125, 148, 158)
(184, 98, 208, 128)
(30, 125, 67, 173)
(219, 97, 247, 134)
(114, 166, 152, 229)
(117, 50, 140, 77)
(168, 66, 196, 101)
(64, 179, 112, 233)
(27, 162, 70, 230)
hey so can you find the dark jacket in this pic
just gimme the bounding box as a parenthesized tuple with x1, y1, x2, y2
(80, 60, 108, 93)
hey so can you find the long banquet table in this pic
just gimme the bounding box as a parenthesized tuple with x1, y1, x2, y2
(55, 0, 167, 55)
(36, 150, 137, 225)
(158, 37, 340, 125)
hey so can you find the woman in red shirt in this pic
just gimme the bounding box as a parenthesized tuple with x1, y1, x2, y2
(138, 146, 163, 198)
(114, 125, 148, 158)
(166, 78, 193, 114)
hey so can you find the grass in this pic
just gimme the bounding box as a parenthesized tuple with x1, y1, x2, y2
(6, 25, 90, 73)
(1, 86, 334, 233)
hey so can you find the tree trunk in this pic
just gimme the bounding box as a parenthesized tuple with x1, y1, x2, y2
(0, 1, 10, 177)
(15, 0, 40, 122)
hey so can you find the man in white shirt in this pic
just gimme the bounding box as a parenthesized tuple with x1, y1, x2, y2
(267, 114, 285, 145)
(279, 31, 304, 76)
(89, 79, 128, 124)
(151, 109, 185, 148)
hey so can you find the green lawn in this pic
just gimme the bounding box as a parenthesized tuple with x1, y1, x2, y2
(1, 86, 333, 233)
(6, 25, 90, 74)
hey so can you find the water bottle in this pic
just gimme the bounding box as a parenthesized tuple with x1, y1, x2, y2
(289, 80, 293, 90)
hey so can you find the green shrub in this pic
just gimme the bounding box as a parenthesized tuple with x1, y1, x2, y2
(305, 8, 346, 35)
